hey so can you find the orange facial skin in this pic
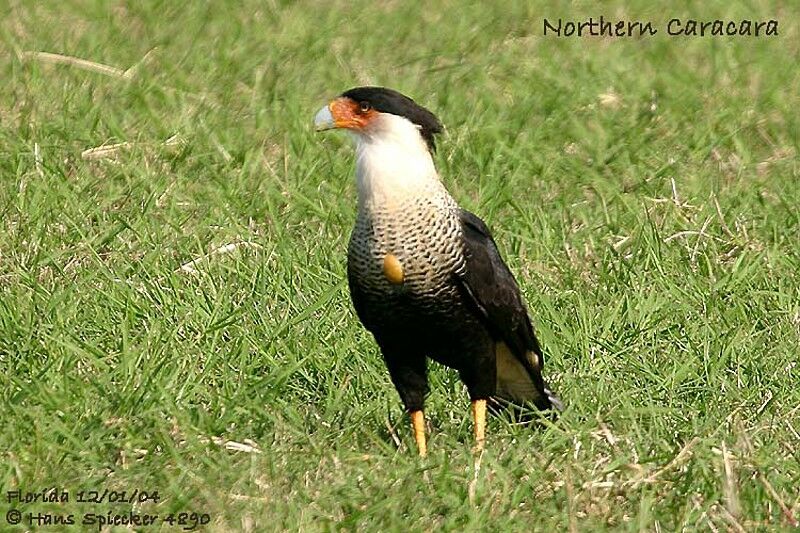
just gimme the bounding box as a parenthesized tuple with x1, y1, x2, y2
(328, 97, 379, 130)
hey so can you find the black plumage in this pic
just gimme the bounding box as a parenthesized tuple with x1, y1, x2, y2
(455, 210, 562, 412)
(315, 86, 562, 453)
(341, 86, 443, 153)
(347, 208, 560, 414)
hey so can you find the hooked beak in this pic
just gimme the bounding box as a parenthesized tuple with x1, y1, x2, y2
(313, 97, 375, 132)
(314, 104, 336, 132)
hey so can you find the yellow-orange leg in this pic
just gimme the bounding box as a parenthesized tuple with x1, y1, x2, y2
(410, 410, 427, 457)
(472, 399, 487, 451)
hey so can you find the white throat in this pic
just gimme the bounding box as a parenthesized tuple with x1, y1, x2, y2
(353, 114, 442, 210)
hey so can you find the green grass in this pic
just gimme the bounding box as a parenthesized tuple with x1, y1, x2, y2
(1, 0, 799, 530)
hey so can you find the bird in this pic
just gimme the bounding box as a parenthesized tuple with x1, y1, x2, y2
(314, 86, 563, 456)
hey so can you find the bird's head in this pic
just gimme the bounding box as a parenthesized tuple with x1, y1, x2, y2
(314, 86, 443, 154)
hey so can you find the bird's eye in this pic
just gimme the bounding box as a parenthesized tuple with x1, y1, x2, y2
(359, 101, 371, 113)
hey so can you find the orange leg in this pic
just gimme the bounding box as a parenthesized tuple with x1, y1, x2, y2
(410, 410, 427, 457)
(472, 399, 487, 451)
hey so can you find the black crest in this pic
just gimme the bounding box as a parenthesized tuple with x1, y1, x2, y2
(341, 86, 443, 153)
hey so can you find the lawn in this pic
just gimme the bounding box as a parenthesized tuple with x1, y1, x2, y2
(1, 0, 798, 530)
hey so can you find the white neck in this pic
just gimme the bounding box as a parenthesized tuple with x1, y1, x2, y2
(353, 114, 443, 210)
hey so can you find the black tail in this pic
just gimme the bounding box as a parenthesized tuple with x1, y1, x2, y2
(543, 381, 564, 413)
(493, 342, 563, 420)
(488, 381, 563, 424)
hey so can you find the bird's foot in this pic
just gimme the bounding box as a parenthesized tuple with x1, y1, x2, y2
(471, 399, 487, 453)
(410, 410, 427, 457)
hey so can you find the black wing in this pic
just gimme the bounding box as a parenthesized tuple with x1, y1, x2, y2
(455, 209, 561, 411)
(455, 209, 542, 361)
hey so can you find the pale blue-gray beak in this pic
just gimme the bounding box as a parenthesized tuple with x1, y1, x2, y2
(314, 105, 335, 131)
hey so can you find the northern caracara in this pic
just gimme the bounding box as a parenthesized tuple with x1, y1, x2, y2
(314, 87, 562, 456)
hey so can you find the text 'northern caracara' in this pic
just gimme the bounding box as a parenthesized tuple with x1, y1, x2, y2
(314, 87, 563, 456)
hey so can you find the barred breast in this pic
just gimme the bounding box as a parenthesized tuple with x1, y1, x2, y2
(347, 190, 466, 325)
